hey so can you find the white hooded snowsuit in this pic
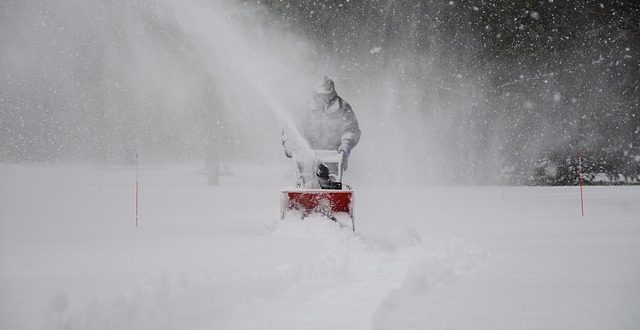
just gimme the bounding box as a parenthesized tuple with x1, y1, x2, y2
(282, 94, 360, 158)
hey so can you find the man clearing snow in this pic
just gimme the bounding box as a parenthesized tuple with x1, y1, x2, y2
(282, 76, 361, 171)
(280, 76, 359, 227)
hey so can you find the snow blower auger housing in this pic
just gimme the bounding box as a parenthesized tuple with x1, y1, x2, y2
(281, 150, 355, 231)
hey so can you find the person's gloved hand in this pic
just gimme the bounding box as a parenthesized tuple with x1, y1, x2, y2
(338, 143, 351, 155)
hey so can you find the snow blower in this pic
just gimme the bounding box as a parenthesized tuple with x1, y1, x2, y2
(280, 150, 355, 231)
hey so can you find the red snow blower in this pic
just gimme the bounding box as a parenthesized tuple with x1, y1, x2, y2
(280, 150, 355, 231)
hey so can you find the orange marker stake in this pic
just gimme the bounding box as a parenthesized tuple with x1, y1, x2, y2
(578, 153, 584, 217)
(136, 153, 139, 226)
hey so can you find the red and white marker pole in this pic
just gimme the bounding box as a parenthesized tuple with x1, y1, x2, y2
(578, 152, 584, 217)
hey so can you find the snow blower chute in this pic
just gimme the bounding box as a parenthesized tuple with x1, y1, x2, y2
(280, 150, 355, 231)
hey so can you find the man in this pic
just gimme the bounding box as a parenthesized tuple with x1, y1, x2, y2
(282, 76, 361, 172)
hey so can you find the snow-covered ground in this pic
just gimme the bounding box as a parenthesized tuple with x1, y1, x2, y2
(1, 162, 639, 329)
